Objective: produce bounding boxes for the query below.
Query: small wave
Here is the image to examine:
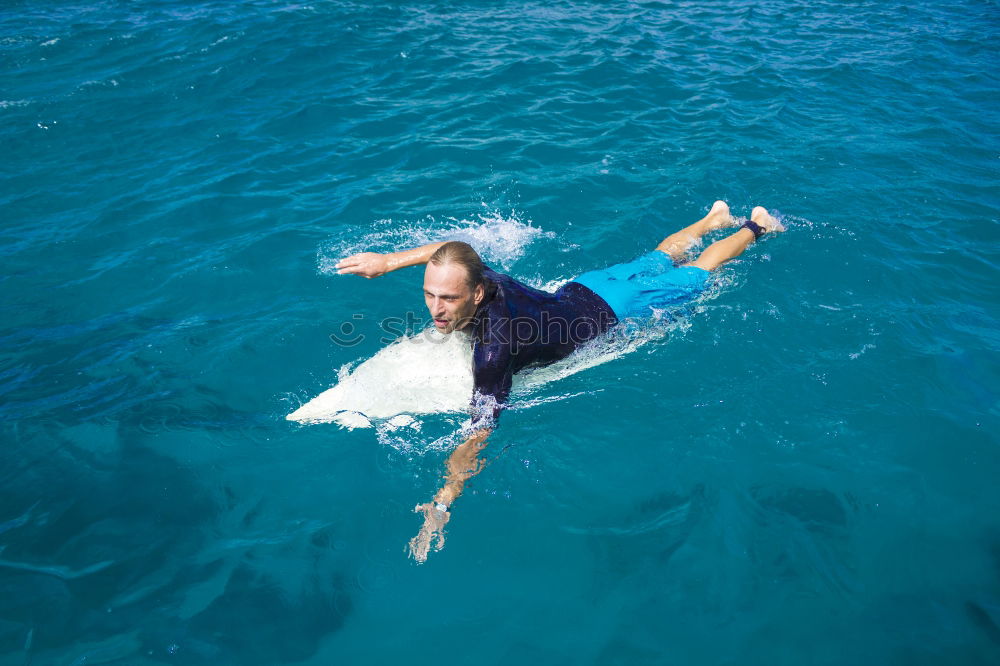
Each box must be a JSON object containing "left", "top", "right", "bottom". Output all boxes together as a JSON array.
[
  {"left": 78, "top": 79, "right": 120, "bottom": 91},
  {"left": 318, "top": 209, "right": 558, "bottom": 275},
  {"left": 509, "top": 389, "right": 603, "bottom": 412},
  {"left": 200, "top": 33, "right": 239, "bottom": 52}
]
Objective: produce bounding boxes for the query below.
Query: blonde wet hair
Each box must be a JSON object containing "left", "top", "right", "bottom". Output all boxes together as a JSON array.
[{"left": 428, "top": 241, "right": 485, "bottom": 290}]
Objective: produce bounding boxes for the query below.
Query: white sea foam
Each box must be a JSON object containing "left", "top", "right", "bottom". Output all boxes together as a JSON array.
[
  {"left": 523, "top": 276, "right": 572, "bottom": 291},
  {"left": 78, "top": 79, "right": 119, "bottom": 90},
  {"left": 317, "top": 209, "right": 559, "bottom": 275}
]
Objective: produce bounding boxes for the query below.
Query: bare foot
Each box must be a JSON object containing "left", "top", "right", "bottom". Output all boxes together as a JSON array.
[
  {"left": 703, "top": 200, "right": 737, "bottom": 232},
  {"left": 750, "top": 206, "right": 786, "bottom": 233}
]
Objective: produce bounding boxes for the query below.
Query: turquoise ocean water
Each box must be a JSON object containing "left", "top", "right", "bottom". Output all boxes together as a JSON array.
[{"left": 2, "top": 1, "right": 999, "bottom": 663}]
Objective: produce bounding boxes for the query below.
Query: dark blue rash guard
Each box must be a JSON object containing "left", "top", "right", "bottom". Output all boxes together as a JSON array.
[{"left": 467, "top": 267, "right": 618, "bottom": 427}]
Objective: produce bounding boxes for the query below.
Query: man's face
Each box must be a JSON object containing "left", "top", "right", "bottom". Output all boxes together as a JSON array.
[{"left": 423, "top": 262, "right": 484, "bottom": 333}]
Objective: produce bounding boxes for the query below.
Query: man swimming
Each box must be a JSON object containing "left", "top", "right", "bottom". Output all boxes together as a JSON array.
[{"left": 335, "top": 201, "right": 785, "bottom": 562}]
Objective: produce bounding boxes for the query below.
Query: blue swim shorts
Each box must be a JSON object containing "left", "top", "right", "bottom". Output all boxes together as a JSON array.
[{"left": 572, "top": 251, "right": 710, "bottom": 320}]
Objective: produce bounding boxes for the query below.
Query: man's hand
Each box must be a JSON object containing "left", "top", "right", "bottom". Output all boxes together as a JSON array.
[
  {"left": 335, "top": 242, "right": 447, "bottom": 278},
  {"left": 405, "top": 428, "right": 490, "bottom": 563},
  {"left": 335, "top": 252, "right": 389, "bottom": 278},
  {"left": 408, "top": 502, "right": 450, "bottom": 563}
]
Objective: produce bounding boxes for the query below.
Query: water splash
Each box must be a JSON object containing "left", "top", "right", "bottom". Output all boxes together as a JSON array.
[{"left": 317, "top": 209, "right": 559, "bottom": 275}]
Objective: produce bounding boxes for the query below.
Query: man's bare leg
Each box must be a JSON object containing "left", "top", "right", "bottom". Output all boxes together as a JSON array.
[
  {"left": 687, "top": 206, "right": 785, "bottom": 272},
  {"left": 655, "top": 200, "right": 738, "bottom": 262}
]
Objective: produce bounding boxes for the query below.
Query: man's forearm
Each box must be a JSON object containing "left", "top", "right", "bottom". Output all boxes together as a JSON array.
[
  {"left": 409, "top": 427, "right": 491, "bottom": 563},
  {"left": 433, "top": 428, "right": 491, "bottom": 507},
  {"left": 385, "top": 242, "right": 446, "bottom": 272}
]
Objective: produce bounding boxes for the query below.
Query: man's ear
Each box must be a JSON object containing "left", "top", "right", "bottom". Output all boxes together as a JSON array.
[{"left": 474, "top": 283, "right": 484, "bottom": 305}]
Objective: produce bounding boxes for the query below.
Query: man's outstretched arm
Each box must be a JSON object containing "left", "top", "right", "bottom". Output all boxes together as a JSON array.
[
  {"left": 335, "top": 242, "right": 446, "bottom": 278},
  {"left": 408, "top": 427, "right": 491, "bottom": 563},
  {"left": 409, "top": 354, "right": 512, "bottom": 561}
]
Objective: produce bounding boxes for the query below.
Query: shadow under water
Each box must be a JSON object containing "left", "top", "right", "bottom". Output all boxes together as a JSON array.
[{"left": 0, "top": 413, "right": 353, "bottom": 664}]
